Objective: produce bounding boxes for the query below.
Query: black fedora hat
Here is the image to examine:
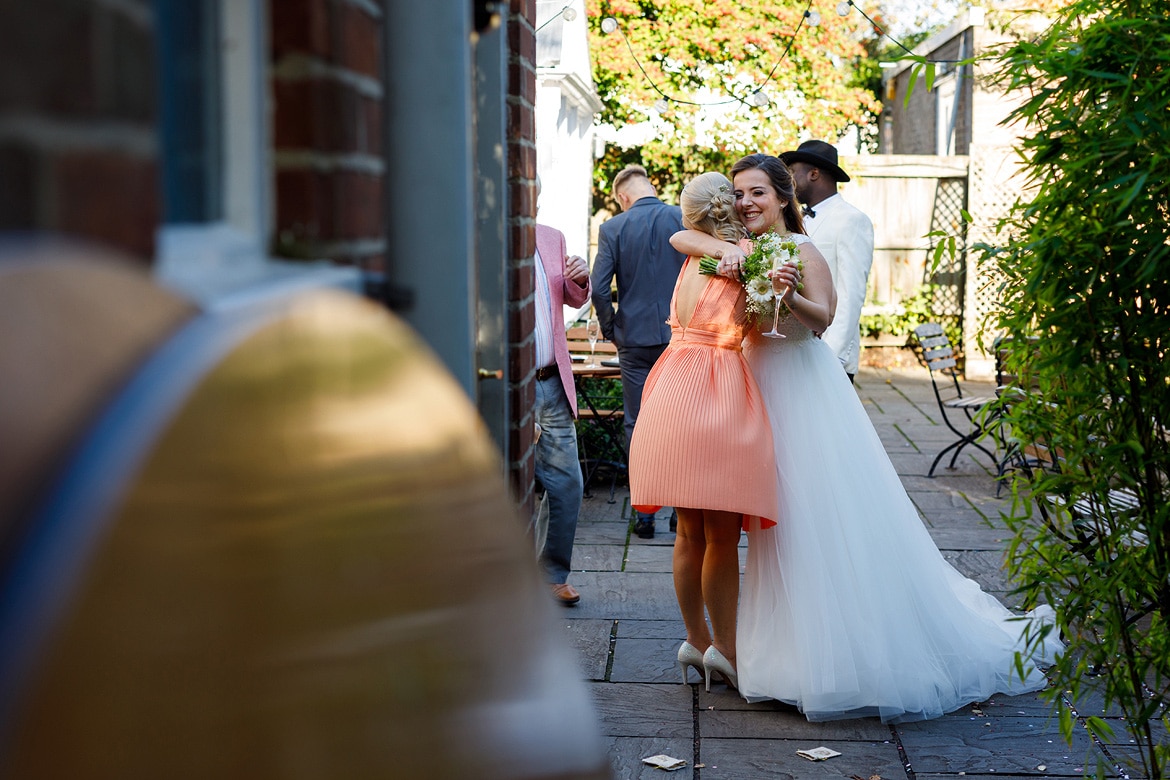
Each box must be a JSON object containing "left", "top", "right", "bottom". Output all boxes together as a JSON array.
[{"left": 779, "top": 140, "right": 850, "bottom": 182}]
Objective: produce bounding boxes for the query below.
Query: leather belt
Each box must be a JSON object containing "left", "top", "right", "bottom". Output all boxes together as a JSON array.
[{"left": 535, "top": 365, "right": 559, "bottom": 381}]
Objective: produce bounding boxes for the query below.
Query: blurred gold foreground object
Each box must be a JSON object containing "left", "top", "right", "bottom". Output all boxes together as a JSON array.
[{"left": 3, "top": 258, "right": 608, "bottom": 779}]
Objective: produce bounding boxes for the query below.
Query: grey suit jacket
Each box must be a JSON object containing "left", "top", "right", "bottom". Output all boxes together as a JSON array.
[{"left": 590, "top": 197, "right": 686, "bottom": 348}]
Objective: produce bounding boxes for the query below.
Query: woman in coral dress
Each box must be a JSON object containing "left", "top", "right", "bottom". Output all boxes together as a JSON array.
[
  {"left": 672, "top": 153, "right": 1063, "bottom": 723},
  {"left": 629, "top": 172, "right": 778, "bottom": 692}
]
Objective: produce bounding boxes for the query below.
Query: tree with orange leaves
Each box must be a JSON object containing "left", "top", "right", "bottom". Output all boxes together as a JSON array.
[{"left": 586, "top": 0, "right": 882, "bottom": 203}]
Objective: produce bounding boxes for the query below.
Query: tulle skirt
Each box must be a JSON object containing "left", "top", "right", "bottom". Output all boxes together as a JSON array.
[{"left": 736, "top": 323, "right": 1062, "bottom": 723}]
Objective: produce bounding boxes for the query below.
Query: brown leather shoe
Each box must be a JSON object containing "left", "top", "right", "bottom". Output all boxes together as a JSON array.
[{"left": 550, "top": 583, "right": 580, "bottom": 606}]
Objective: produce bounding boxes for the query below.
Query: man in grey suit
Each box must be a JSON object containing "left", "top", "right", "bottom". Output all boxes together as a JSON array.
[
  {"left": 781, "top": 140, "right": 875, "bottom": 384},
  {"left": 591, "top": 165, "right": 685, "bottom": 539}
]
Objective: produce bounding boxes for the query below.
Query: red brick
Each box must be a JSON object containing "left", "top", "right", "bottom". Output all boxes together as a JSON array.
[
  {"left": 335, "top": 172, "right": 382, "bottom": 240},
  {"left": 510, "top": 221, "right": 534, "bottom": 259},
  {"left": 510, "top": 377, "right": 536, "bottom": 420},
  {"left": 275, "top": 168, "right": 332, "bottom": 239},
  {"left": 271, "top": 0, "right": 332, "bottom": 60},
  {"left": 273, "top": 78, "right": 363, "bottom": 153},
  {"left": 509, "top": 300, "right": 535, "bottom": 343},
  {"left": 339, "top": 4, "right": 381, "bottom": 78},
  {"left": 514, "top": 22, "right": 535, "bottom": 63},
  {"left": 509, "top": 180, "right": 535, "bottom": 221},
  {"left": 0, "top": 3, "right": 98, "bottom": 117},
  {"left": 508, "top": 142, "right": 536, "bottom": 180},
  {"left": 509, "top": 257, "right": 534, "bottom": 300},
  {"left": 508, "top": 62, "right": 535, "bottom": 106},
  {"left": 510, "top": 335, "right": 536, "bottom": 378},
  {"left": 506, "top": 99, "right": 534, "bottom": 142},
  {"left": 509, "top": 0, "right": 536, "bottom": 22},
  {"left": 53, "top": 151, "right": 157, "bottom": 259}
]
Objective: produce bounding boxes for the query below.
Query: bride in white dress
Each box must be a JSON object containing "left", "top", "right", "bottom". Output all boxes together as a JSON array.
[{"left": 672, "top": 153, "right": 1062, "bottom": 723}]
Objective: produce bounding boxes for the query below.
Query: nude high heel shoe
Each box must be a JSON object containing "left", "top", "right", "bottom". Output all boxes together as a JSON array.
[
  {"left": 702, "top": 645, "right": 738, "bottom": 692},
  {"left": 677, "top": 642, "right": 704, "bottom": 684}
]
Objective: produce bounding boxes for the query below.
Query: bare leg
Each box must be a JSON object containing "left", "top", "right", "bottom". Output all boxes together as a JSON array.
[
  {"left": 701, "top": 509, "right": 743, "bottom": 668},
  {"left": 672, "top": 508, "right": 711, "bottom": 652}
]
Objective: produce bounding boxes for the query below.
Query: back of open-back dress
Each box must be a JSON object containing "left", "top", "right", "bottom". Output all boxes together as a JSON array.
[{"left": 629, "top": 256, "right": 777, "bottom": 530}]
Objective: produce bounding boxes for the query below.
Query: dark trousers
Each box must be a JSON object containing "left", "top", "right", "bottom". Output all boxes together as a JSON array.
[{"left": 618, "top": 343, "right": 669, "bottom": 521}]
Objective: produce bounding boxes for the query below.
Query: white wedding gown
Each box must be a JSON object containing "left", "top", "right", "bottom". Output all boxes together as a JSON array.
[{"left": 737, "top": 241, "right": 1062, "bottom": 722}]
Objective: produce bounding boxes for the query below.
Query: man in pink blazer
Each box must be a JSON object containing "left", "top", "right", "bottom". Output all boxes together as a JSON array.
[{"left": 534, "top": 216, "right": 591, "bottom": 605}]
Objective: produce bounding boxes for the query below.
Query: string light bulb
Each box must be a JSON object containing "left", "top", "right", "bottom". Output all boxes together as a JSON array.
[
  {"left": 653, "top": 98, "right": 669, "bottom": 113},
  {"left": 805, "top": 9, "right": 821, "bottom": 26},
  {"left": 561, "top": 6, "right": 577, "bottom": 21},
  {"left": 601, "top": 16, "right": 618, "bottom": 34},
  {"left": 836, "top": 1, "right": 852, "bottom": 16},
  {"left": 751, "top": 89, "right": 770, "bottom": 107}
]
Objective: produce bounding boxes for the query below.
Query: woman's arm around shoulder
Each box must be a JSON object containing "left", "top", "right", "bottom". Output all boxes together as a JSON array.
[{"left": 669, "top": 229, "right": 747, "bottom": 276}]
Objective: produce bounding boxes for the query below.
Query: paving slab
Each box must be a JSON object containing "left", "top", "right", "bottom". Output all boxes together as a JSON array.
[
  {"left": 564, "top": 367, "right": 1162, "bottom": 780},
  {"left": 941, "top": 549, "right": 1012, "bottom": 591},
  {"left": 566, "top": 571, "right": 680, "bottom": 621},
  {"left": 559, "top": 618, "right": 614, "bottom": 681},
  {"left": 589, "top": 682, "right": 694, "bottom": 739},
  {"left": 1101, "top": 743, "right": 1170, "bottom": 780},
  {"left": 573, "top": 520, "right": 633, "bottom": 545},
  {"left": 573, "top": 543, "right": 624, "bottom": 572},
  {"left": 699, "top": 737, "right": 905, "bottom": 780},
  {"left": 701, "top": 707, "right": 890, "bottom": 741},
  {"left": 611, "top": 637, "right": 694, "bottom": 684},
  {"left": 604, "top": 736, "right": 697, "bottom": 779},
  {"left": 920, "top": 526, "right": 1011, "bottom": 551},
  {"left": 579, "top": 493, "right": 632, "bottom": 522},
  {"left": 896, "top": 714, "right": 1097, "bottom": 775},
  {"left": 622, "top": 544, "right": 674, "bottom": 573}
]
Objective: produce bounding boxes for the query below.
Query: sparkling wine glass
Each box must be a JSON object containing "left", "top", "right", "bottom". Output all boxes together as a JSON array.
[
  {"left": 762, "top": 263, "right": 791, "bottom": 339},
  {"left": 586, "top": 316, "right": 601, "bottom": 366}
]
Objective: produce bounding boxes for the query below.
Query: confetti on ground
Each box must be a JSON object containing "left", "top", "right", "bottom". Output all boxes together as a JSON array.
[{"left": 641, "top": 754, "right": 687, "bottom": 771}]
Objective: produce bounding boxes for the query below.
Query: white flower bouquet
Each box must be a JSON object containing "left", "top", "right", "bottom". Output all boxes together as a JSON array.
[{"left": 698, "top": 232, "right": 801, "bottom": 320}]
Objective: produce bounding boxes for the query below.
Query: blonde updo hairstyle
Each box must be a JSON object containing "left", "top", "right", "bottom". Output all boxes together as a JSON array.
[{"left": 680, "top": 172, "right": 748, "bottom": 243}]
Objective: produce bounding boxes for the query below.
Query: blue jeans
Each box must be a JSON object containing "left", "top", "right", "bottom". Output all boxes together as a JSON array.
[{"left": 534, "top": 375, "right": 583, "bottom": 584}]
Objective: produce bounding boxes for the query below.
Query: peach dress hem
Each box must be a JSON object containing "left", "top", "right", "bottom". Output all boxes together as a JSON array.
[{"left": 629, "top": 256, "right": 778, "bottom": 531}]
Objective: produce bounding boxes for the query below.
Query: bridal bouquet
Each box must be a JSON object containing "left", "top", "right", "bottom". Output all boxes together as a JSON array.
[{"left": 698, "top": 232, "right": 800, "bottom": 319}]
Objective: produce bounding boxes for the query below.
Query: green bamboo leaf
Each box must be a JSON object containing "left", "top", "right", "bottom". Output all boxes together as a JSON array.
[
  {"left": 904, "top": 64, "right": 921, "bottom": 109},
  {"left": 925, "top": 62, "right": 936, "bottom": 92}
]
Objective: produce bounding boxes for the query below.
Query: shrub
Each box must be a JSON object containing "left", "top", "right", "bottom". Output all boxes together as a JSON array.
[{"left": 984, "top": 1, "right": 1170, "bottom": 777}]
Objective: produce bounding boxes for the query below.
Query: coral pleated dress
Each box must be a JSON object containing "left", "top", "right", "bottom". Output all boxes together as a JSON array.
[{"left": 629, "top": 256, "right": 778, "bottom": 530}]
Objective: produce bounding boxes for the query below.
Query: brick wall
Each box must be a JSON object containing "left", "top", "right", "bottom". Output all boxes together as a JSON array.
[
  {"left": 270, "top": 0, "right": 385, "bottom": 272},
  {"left": 0, "top": 0, "right": 158, "bottom": 259},
  {"left": 886, "top": 33, "right": 971, "bottom": 156},
  {"left": 506, "top": 0, "right": 540, "bottom": 518}
]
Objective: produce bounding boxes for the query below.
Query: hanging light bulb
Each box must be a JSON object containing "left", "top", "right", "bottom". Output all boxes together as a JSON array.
[
  {"left": 601, "top": 16, "right": 619, "bottom": 34},
  {"left": 561, "top": 6, "right": 577, "bottom": 21},
  {"left": 653, "top": 98, "right": 669, "bottom": 114},
  {"left": 805, "top": 9, "right": 822, "bottom": 26},
  {"left": 751, "top": 90, "right": 770, "bottom": 108},
  {"left": 836, "top": 0, "right": 852, "bottom": 16}
]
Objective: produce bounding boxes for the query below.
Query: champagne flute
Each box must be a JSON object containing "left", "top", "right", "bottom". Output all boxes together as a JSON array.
[
  {"left": 762, "top": 262, "right": 791, "bottom": 339},
  {"left": 586, "top": 316, "right": 601, "bottom": 366}
]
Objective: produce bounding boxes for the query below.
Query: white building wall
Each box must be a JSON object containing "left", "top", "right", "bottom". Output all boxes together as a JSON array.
[{"left": 534, "top": 1, "right": 602, "bottom": 263}]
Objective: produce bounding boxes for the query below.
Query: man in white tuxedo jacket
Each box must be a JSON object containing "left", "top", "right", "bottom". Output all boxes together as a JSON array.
[{"left": 781, "top": 140, "right": 875, "bottom": 383}]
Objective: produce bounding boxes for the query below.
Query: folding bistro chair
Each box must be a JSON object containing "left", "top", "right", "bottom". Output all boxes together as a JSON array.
[{"left": 912, "top": 323, "right": 1000, "bottom": 476}]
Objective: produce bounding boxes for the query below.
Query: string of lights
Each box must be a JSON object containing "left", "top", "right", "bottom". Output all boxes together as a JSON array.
[
  {"left": 589, "top": 0, "right": 963, "bottom": 111},
  {"left": 535, "top": 1, "right": 578, "bottom": 33}
]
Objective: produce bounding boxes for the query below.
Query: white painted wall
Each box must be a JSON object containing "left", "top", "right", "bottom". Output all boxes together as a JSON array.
[{"left": 534, "top": 0, "right": 601, "bottom": 261}]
